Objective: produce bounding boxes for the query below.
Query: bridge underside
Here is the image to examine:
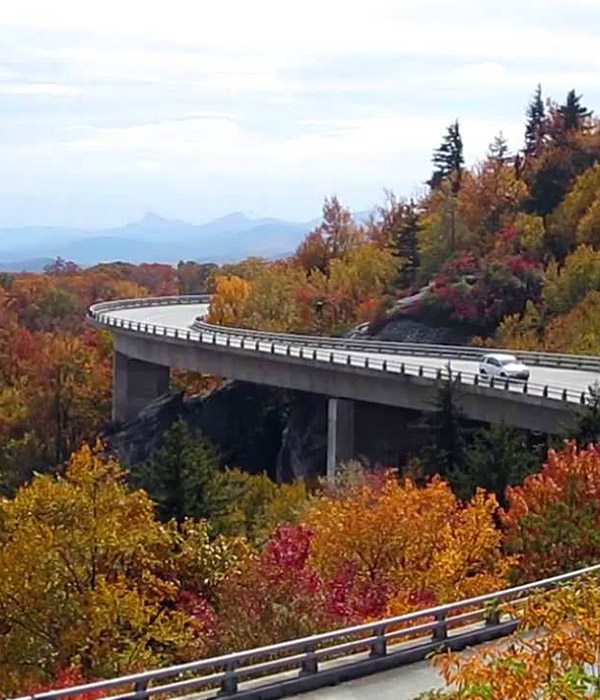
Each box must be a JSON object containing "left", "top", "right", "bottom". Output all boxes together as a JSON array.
[{"left": 111, "top": 332, "right": 576, "bottom": 472}]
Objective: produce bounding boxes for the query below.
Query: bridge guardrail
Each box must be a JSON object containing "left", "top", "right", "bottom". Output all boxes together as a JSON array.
[
  {"left": 14, "top": 562, "right": 600, "bottom": 700},
  {"left": 88, "top": 296, "right": 599, "bottom": 407},
  {"left": 90, "top": 295, "right": 600, "bottom": 372}
]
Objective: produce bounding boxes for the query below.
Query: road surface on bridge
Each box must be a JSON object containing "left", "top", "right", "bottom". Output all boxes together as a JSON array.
[{"left": 106, "top": 301, "right": 600, "bottom": 398}]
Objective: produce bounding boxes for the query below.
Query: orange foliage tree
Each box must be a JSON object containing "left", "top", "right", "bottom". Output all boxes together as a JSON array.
[
  {"left": 501, "top": 441, "right": 600, "bottom": 581},
  {"left": 295, "top": 196, "right": 364, "bottom": 274},
  {"left": 430, "top": 575, "right": 600, "bottom": 700},
  {"left": 131, "top": 263, "right": 178, "bottom": 296},
  {"left": 306, "top": 473, "right": 511, "bottom": 619}
]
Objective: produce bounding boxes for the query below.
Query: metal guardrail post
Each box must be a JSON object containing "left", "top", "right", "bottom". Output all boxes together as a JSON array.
[
  {"left": 563, "top": 388, "right": 568, "bottom": 401},
  {"left": 134, "top": 680, "right": 149, "bottom": 700},
  {"left": 370, "top": 625, "right": 387, "bottom": 658},
  {"left": 432, "top": 611, "right": 447, "bottom": 641},
  {"left": 485, "top": 602, "right": 501, "bottom": 627},
  {"left": 419, "top": 365, "right": 424, "bottom": 377},
  {"left": 220, "top": 661, "right": 238, "bottom": 695},
  {"left": 300, "top": 644, "right": 319, "bottom": 675},
  {"left": 543, "top": 385, "right": 548, "bottom": 397}
]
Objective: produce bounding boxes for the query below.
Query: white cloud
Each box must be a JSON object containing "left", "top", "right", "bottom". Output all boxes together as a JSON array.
[
  {"left": 0, "top": 82, "right": 79, "bottom": 95},
  {"left": 452, "top": 62, "right": 506, "bottom": 87},
  {"left": 0, "top": 0, "right": 600, "bottom": 225}
]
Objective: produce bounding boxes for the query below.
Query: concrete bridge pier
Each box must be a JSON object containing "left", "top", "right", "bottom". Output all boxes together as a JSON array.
[
  {"left": 112, "top": 351, "right": 170, "bottom": 423},
  {"left": 327, "top": 397, "right": 355, "bottom": 482}
]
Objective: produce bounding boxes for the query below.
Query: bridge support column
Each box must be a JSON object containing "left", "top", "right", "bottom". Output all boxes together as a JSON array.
[
  {"left": 112, "top": 351, "right": 170, "bottom": 423},
  {"left": 327, "top": 397, "right": 355, "bottom": 482}
]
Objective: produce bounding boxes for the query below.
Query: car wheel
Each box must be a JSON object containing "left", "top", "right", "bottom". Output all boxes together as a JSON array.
[
  {"left": 480, "top": 367, "right": 486, "bottom": 374},
  {"left": 500, "top": 371, "right": 507, "bottom": 378}
]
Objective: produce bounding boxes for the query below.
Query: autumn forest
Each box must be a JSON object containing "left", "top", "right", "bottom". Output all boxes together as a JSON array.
[{"left": 4, "top": 86, "right": 600, "bottom": 697}]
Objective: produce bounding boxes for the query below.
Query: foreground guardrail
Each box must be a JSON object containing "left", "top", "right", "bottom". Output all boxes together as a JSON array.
[
  {"left": 88, "top": 296, "right": 598, "bottom": 407},
  {"left": 14, "top": 562, "right": 600, "bottom": 700}
]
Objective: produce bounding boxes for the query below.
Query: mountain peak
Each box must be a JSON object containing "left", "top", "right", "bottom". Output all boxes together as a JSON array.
[
  {"left": 140, "top": 211, "right": 169, "bottom": 224},
  {"left": 218, "top": 211, "right": 251, "bottom": 224}
]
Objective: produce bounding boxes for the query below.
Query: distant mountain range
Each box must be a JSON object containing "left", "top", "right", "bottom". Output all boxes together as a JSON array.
[{"left": 0, "top": 211, "right": 322, "bottom": 271}]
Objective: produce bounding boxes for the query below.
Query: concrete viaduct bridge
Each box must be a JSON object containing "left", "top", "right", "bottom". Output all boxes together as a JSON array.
[
  {"left": 89, "top": 295, "right": 600, "bottom": 476},
  {"left": 14, "top": 296, "right": 599, "bottom": 699}
]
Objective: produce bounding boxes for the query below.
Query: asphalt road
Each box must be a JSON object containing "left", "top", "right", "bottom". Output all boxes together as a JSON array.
[
  {"left": 107, "top": 302, "right": 600, "bottom": 399},
  {"left": 286, "top": 660, "right": 446, "bottom": 700}
]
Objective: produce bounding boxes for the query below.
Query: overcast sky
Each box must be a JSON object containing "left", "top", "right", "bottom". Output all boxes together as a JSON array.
[{"left": 1, "top": 0, "right": 599, "bottom": 228}]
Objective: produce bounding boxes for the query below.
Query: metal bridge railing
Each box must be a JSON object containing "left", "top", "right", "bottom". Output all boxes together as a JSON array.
[
  {"left": 88, "top": 296, "right": 598, "bottom": 407},
  {"left": 13, "top": 562, "right": 600, "bottom": 700},
  {"left": 89, "top": 295, "right": 600, "bottom": 371}
]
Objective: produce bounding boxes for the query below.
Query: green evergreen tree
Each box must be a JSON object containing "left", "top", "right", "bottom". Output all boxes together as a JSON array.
[
  {"left": 454, "top": 422, "right": 541, "bottom": 504},
  {"left": 524, "top": 84, "right": 546, "bottom": 157},
  {"left": 559, "top": 89, "right": 592, "bottom": 133},
  {"left": 428, "top": 121, "right": 464, "bottom": 252},
  {"left": 420, "top": 370, "right": 469, "bottom": 478},
  {"left": 130, "top": 420, "right": 226, "bottom": 523},
  {"left": 391, "top": 200, "right": 420, "bottom": 289},
  {"left": 428, "top": 120, "right": 464, "bottom": 192},
  {"left": 567, "top": 382, "right": 600, "bottom": 446},
  {"left": 488, "top": 131, "right": 510, "bottom": 163}
]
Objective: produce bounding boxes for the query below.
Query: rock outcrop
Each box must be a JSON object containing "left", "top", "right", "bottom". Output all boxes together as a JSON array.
[
  {"left": 276, "top": 394, "right": 327, "bottom": 482},
  {"left": 106, "top": 381, "right": 289, "bottom": 480},
  {"left": 371, "top": 317, "right": 471, "bottom": 345}
]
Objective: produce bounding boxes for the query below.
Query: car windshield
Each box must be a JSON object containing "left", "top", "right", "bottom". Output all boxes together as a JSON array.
[{"left": 499, "top": 357, "right": 517, "bottom": 366}]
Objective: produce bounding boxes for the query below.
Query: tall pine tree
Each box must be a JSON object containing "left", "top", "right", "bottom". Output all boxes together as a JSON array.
[
  {"left": 455, "top": 422, "right": 541, "bottom": 504},
  {"left": 428, "top": 120, "right": 464, "bottom": 192},
  {"left": 420, "top": 370, "right": 470, "bottom": 478},
  {"left": 391, "top": 200, "right": 420, "bottom": 289},
  {"left": 130, "top": 420, "right": 226, "bottom": 523},
  {"left": 524, "top": 84, "right": 546, "bottom": 157},
  {"left": 488, "top": 131, "right": 510, "bottom": 164},
  {"left": 428, "top": 120, "right": 464, "bottom": 252},
  {"left": 559, "top": 89, "right": 592, "bottom": 133}
]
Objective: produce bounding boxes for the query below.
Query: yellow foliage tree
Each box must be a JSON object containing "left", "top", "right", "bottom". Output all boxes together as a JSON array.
[
  {"left": 328, "top": 244, "right": 396, "bottom": 314},
  {"left": 242, "top": 262, "right": 305, "bottom": 332},
  {"left": 514, "top": 212, "right": 546, "bottom": 260},
  {"left": 207, "top": 274, "right": 251, "bottom": 327},
  {"left": 546, "top": 162, "right": 600, "bottom": 254},
  {"left": 543, "top": 289, "right": 600, "bottom": 354},
  {"left": 458, "top": 160, "right": 528, "bottom": 248},
  {"left": 305, "top": 474, "right": 510, "bottom": 616},
  {"left": 543, "top": 244, "right": 600, "bottom": 315},
  {"left": 0, "top": 445, "right": 216, "bottom": 693},
  {"left": 493, "top": 300, "right": 545, "bottom": 351}
]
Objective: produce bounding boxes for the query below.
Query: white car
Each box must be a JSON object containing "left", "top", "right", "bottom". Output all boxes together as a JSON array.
[{"left": 479, "top": 353, "right": 530, "bottom": 381}]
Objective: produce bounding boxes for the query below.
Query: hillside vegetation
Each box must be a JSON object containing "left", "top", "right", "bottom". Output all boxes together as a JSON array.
[
  {"left": 3, "top": 87, "right": 600, "bottom": 695},
  {"left": 208, "top": 87, "right": 600, "bottom": 352}
]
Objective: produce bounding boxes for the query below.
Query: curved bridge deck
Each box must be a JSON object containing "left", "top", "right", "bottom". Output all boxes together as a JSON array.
[{"left": 90, "top": 295, "right": 600, "bottom": 435}]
